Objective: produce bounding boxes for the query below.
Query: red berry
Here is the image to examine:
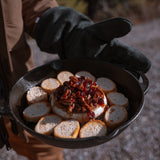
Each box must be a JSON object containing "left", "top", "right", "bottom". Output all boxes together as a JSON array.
[{"left": 87, "top": 111, "right": 95, "bottom": 119}]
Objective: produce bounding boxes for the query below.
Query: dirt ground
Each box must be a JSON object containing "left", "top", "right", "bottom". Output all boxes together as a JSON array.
[{"left": 0, "top": 19, "right": 160, "bottom": 160}]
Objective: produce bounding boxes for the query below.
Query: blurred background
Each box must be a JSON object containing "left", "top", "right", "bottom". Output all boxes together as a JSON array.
[
  {"left": 0, "top": 0, "right": 160, "bottom": 160},
  {"left": 57, "top": 0, "right": 160, "bottom": 23}
]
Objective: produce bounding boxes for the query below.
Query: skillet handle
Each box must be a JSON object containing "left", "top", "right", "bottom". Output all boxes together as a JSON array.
[{"left": 138, "top": 71, "right": 149, "bottom": 95}]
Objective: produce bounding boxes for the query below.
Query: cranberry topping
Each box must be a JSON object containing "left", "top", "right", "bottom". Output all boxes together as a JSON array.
[
  {"left": 87, "top": 111, "right": 95, "bottom": 119},
  {"left": 53, "top": 75, "right": 106, "bottom": 119}
]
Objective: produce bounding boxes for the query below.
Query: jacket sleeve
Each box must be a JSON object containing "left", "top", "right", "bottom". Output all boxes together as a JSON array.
[{"left": 22, "top": 0, "right": 58, "bottom": 37}]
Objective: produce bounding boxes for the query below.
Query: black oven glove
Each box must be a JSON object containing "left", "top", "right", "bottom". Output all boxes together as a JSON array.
[{"left": 34, "top": 7, "right": 151, "bottom": 75}]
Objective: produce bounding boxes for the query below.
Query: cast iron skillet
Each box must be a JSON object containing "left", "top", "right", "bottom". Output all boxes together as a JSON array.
[{"left": 9, "top": 59, "right": 149, "bottom": 149}]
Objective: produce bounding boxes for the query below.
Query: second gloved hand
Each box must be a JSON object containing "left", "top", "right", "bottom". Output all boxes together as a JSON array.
[{"left": 34, "top": 6, "right": 151, "bottom": 74}]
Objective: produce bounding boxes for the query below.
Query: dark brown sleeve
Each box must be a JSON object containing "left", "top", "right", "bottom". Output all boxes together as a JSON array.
[{"left": 22, "top": 0, "right": 58, "bottom": 37}]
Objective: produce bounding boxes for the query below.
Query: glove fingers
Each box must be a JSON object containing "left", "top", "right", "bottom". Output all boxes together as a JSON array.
[
  {"left": 86, "top": 17, "right": 132, "bottom": 43},
  {"left": 97, "top": 40, "right": 151, "bottom": 73},
  {"left": 34, "top": 7, "right": 93, "bottom": 54},
  {"left": 116, "top": 42, "right": 151, "bottom": 73}
]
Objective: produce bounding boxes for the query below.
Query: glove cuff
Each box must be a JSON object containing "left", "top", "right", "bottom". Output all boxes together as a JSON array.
[{"left": 23, "top": 0, "right": 59, "bottom": 37}]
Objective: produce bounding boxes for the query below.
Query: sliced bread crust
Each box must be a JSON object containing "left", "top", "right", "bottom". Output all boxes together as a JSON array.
[
  {"left": 79, "top": 120, "right": 107, "bottom": 138},
  {"left": 107, "top": 92, "right": 129, "bottom": 108},
  {"left": 41, "top": 78, "right": 60, "bottom": 94},
  {"left": 104, "top": 105, "right": 128, "bottom": 129},
  {"left": 75, "top": 71, "right": 96, "bottom": 82},
  {"left": 35, "top": 114, "right": 62, "bottom": 135},
  {"left": 54, "top": 120, "right": 80, "bottom": 138},
  {"left": 23, "top": 102, "right": 51, "bottom": 122},
  {"left": 57, "top": 71, "right": 74, "bottom": 84},
  {"left": 96, "top": 77, "right": 117, "bottom": 94},
  {"left": 26, "top": 86, "right": 48, "bottom": 104}
]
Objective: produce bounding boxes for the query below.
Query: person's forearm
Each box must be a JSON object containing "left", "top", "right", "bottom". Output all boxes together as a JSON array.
[{"left": 22, "top": 0, "right": 58, "bottom": 37}]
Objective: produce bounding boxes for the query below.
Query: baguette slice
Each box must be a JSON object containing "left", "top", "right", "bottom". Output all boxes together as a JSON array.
[
  {"left": 54, "top": 120, "right": 80, "bottom": 138},
  {"left": 57, "top": 71, "right": 74, "bottom": 84},
  {"left": 41, "top": 78, "right": 60, "bottom": 94},
  {"left": 51, "top": 95, "right": 107, "bottom": 123},
  {"left": 107, "top": 92, "right": 129, "bottom": 108},
  {"left": 75, "top": 71, "right": 96, "bottom": 82},
  {"left": 96, "top": 77, "right": 117, "bottom": 94},
  {"left": 35, "top": 114, "right": 62, "bottom": 135},
  {"left": 23, "top": 102, "right": 51, "bottom": 122},
  {"left": 26, "top": 86, "right": 48, "bottom": 104},
  {"left": 79, "top": 120, "right": 107, "bottom": 138},
  {"left": 104, "top": 105, "right": 128, "bottom": 129}
]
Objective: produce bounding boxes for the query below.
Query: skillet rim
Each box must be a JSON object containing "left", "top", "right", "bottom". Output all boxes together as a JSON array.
[{"left": 9, "top": 59, "right": 145, "bottom": 147}]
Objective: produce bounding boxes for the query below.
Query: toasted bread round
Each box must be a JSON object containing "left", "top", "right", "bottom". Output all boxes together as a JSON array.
[
  {"left": 96, "top": 77, "right": 117, "bottom": 94},
  {"left": 41, "top": 78, "right": 60, "bottom": 94},
  {"left": 57, "top": 71, "right": 74, "bottom": 84},
  {"left": 51, "top": 95, "right": 107, "bottom": 123},
  {"left": 104, "top": 105, "right": 128, "bottom": 129},
  {"left": 107, "top": 92, "right": 129, "bottom": 108},
  {"left": 75, "top": 71, "right": 96, "bottom": 82},
  {"left": 79, "top": 120, "right": 107, "bottom": 138},
  {"left": 35, "top": 114, "right": 62, "bottom": 135},
  {"left": 54, "top": 120, "right": 80, "bottom": 138},
  {"left": 23, "top": 102, "right": 51, "bottom": 122},
  {"left": 26, "top": 86, "right": 48, "bottom": 104}
]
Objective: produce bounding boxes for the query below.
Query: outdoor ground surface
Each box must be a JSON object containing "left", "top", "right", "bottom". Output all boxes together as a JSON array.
[{"left": 0, "top": 19, "right": 160, "bottom": 160}]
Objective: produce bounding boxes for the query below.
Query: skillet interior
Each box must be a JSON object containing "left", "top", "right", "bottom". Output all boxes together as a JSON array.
[{"left": 9, "top": 59, "right": 144, "bottom": 148}]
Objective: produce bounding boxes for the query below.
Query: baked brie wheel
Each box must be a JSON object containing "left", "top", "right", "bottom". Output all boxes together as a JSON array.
[
  {"left": 50, "top": 76, "right": 108, "bottom": 123},
  {"left": 51, "top": 95, "right": 107, "bottom": 123}
]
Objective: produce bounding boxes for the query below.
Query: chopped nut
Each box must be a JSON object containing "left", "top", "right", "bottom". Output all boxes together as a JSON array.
[{"left": 53, "top": 76, "right": 105, "bottom": 119}]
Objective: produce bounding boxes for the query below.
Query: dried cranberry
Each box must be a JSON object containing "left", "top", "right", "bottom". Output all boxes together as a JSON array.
[
  {"left": 78, "top": 76, "right": 85, "bottom": 82},
  {"left": 87, "top": 111, "right": 95, "bottom": 119},
  {"left": 89, "top": 89, "right": 95, "bottom": 96},
  {"left": 93, "top": 82, "right": 97, "bottom": 86},
  {"left": 85, "top": 99, "right": 90, "bottom": 104},
  {"left": 98, "top": 98, "right": 104, "bottom": 105},
  {"left": 84, "top": 82, "right": 90, "bottom": 93},
  {"left": 70, "top": 97, "right": 76, "bottom": 103},
  {"left": 92, "top": 102, "right": 97, "bottom": 107},
  {"left": 76, "top": 91, "right": 81, "bottom": 97},
  {"left": 81, "top": 91, "right": 87, "bottom": 98}
]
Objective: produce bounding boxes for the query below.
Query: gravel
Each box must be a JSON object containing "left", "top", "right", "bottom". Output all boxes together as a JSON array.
[{"left": 0, "top": 19, "right": 160, "bottom": 160}]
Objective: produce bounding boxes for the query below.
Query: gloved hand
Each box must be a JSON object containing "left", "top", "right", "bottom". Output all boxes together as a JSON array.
[{"left": 34, "top": 6, "right": 151, "bottom": 75}]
